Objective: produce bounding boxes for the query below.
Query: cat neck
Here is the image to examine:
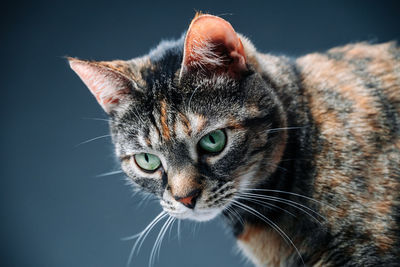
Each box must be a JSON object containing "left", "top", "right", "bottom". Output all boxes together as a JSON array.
[
  {"left": 260, "top": 54, "right": 315, "bottom": 200},
  {"left": 224, "top": 53, "right": 316, "bottom": 238}
]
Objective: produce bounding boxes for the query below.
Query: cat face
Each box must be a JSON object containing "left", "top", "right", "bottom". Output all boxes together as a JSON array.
[{"left": 69, "top": 14, "right": 287, "bottom": 222}]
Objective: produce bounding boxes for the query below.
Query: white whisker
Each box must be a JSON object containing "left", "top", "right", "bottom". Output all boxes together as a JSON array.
[
  {"left": 148, "top": 217, "right": 171, "bottom": 267},
  {"left": 177, "top": 219, "right": 182, "bottom": 244},
  {"left": 158, "top": 217, "right": 176, "bottom": 259},
  {"left": 82, "top": 117, "right": 139, "bottom": 129},
  {"left": 239, "top": 192, "right": 326, "bottom": 224},
  {"left": 136, "top": 193, "right": 158, "bottom": 208},
  {"left": 82, "top": 117, "right": 111, "bottom": 123},
  {"left": 225, "top": 205, "right": 245, "bottom": 226},
  {"left": 229, "top": 206, "right": 245, "bottom": 226},
  {"left": 187, "top": 84, "right": 201, "bottom": 112},
  {"left": 123, "top": 211, "right": 167, "bottom": 267},
  {"left": 223, "top": 206, "right": 236, "bottom": 223},
  {"left": 236, "top": 196, "right": 297, "bottom": 218},
  {"left": 168, "top": 217, "right": 176, "bottom": 240},
  {"left": 132, "top": 106, "right": 146, "bottom": 124},
  {"left": 242, "top": 188, "right": 336, "bottom": 210},
  {"left": 231, "top": 200, "right": 305, "bottom": 266},
  {"left": 96, "top": 170, "right": 124, "bottom": 177},
  {"left": 149, "top": 216, "right": 174, "bottom": 267},
  {"left": 266, "top": 126, "right": 306, "bottom": 134},
  {"left": 75, "top": 134, "right": 111, "bottom": 146}
]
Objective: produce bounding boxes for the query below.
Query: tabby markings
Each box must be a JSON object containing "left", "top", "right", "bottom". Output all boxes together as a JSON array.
[{"left": 160, "top": 100, "right": 171, "bottom": 141}]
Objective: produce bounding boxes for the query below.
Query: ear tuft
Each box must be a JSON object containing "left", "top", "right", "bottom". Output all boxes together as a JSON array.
[
  {"left": 68, "top": 58, "right": 133, "bottom": 113},
  {"left": 181, "top": 14, "right": 247, "bottom": 79}
]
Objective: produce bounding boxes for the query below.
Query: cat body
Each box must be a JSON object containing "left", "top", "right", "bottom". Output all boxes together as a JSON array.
[
  {"left": 237, "top": 42, "right": 400, "bottom": 266},
  {"left": 69, "top": 14, "right": 400, "bottom": 266}
]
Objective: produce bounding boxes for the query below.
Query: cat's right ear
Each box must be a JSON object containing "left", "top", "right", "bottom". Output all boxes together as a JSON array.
[
  {"left": 68, "top": 58, "right": 135, "bottom": 114},
  {"left": 180, "top": 13, "right": 248, "bottom": 80}
]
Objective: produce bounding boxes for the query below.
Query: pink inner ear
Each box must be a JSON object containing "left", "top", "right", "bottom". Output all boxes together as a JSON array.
[
  {"left": 182, "top": 14, "right": 247, "bottom": 78},
  {"left": 69, "top": 59, "right": 131, "bottom": 113}
]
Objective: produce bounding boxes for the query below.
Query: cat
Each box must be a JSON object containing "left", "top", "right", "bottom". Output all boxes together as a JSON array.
[{"left": 68, "top": 13, "right": 400, "bottom": 267}]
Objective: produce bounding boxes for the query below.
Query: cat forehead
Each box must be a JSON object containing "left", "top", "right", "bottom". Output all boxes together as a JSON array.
[
  {"left": 111, "top": 99, "right": 239, "bottom": 158},
  {"left": 142, "top": 112, "right": 208, "bottom": 149},
  {"left": 120, "top": 109, "right": 226, "bottom": 142}
]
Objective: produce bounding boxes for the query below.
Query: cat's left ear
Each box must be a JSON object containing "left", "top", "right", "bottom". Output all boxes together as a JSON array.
[
  {"left": 68, "top": 58, "right": 136, "bottom": 113},
  {"left": 180, "top": 14, "right": 247, "bottom": 79}
]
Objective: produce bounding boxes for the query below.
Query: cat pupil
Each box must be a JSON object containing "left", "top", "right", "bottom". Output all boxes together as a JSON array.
[
  {"left": 144, "top": 153, "right": 149, "bottom": 162},
  {"left": 209, "top": 135, "right": 216, "bottom": 144}
]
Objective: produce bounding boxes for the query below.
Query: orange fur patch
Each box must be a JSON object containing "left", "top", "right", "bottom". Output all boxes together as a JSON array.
[
  {"left": 237, "top": 224, "right": 292, "bottom": 267},
  {"left": 160, "top": 100, "right": 171, "bottom": 140}
]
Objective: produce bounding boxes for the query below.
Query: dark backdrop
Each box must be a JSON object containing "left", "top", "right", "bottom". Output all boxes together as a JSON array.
[{"left": 2, "top": 1, "right": 399, "bottom": 267}]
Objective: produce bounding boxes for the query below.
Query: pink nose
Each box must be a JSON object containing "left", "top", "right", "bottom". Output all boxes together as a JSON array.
[{"left": 174, "top": 189, "right": 201, "bottom": 209}]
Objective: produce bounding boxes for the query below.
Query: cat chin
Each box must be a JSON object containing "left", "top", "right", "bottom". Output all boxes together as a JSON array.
[{"left": 166, "top": 208, "right": 221, "bottom": 222}]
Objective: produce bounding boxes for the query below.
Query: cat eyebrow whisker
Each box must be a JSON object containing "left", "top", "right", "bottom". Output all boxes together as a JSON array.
[
  {"left": 82, "top": 117, "right": 144, "bottom": 134},
  {"left": 231, "top": 200, "right": 305, "bottom": 267},
  {"left": 96, "top": 170, "right": 124, "bottom": 177},
  {"left": 82, "top": 117, "right": 112, "bottom": 122},
  {"left": 132, "top": 106, "right": 146, "bottom": 124},
  {"left": 82, "top": 117, "right": 132, "bottom": 128},
  {"left": 187, "top": 84, "right": 201, "bottom": 112},
  {"left": 75, "top": 134, "right": 111, "bottom": 147}
]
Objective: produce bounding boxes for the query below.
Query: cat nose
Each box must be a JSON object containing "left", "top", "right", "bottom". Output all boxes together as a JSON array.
[{"left": 174, "top": 188, "right": 201, "bottom": 209}]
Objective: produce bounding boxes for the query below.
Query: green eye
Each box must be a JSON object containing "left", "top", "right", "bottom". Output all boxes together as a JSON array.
[
  {"left": 134, "top": 153, "right": 161, "bottom": 171},
  {"left": 199, "top": 130, "right": 226, "bottom": 153}
]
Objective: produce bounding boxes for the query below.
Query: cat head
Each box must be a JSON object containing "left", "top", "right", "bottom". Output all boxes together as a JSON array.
[{"left": 69, "top": 14, "right": 287, "bottom": 221}]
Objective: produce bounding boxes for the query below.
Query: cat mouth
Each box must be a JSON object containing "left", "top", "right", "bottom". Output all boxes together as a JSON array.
[
  {"left": 161, "top": 181, "right": 238, "bottom": 221},
  {"left": 166, "top": 208, "right": 222, "bottom": 222}
]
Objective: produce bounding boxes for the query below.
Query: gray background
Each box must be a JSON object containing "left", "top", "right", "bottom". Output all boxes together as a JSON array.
[{"left": 2, "top": 1, "right": 399, "bottom": 266}]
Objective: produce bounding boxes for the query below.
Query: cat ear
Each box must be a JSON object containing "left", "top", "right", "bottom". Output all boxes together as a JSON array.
[
  {"left": 180, "top": 14, "right": 247, "bottom": 79},
  {"left": 68, "top": 58, "right": 134, "bottom": 113}
]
